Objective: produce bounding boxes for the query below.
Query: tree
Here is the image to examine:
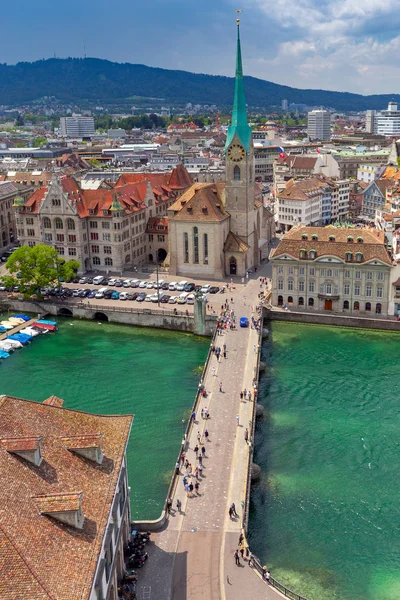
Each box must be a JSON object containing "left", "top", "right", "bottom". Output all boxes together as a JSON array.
[
  {"left": 1, "top": 245, "right": 79, "bottom": 299},
  {"left": 15, "top": 113, "right": 24, "bottom": 127},
  {"left": 33, "top": 137, "right": 47, "bottom": 148}
]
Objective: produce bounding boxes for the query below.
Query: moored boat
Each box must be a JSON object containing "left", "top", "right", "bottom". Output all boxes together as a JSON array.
[
  {"left": 0, "top": 350, "right": 10, "bottom": 359},
  {"left": 13, "top": 314, "right": 31, "bottom": 321},
  {"left": 20, "top": 327, "right": 39, "bottom": 337},
  {"left": 33, "top": 322, "right": 57, "bottom": 332},
  {"left": 0, "top": 321, "right": 14, "bottom": 330}
]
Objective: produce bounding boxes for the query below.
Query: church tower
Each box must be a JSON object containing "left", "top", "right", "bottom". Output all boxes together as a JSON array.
[{"left": 224, "top": 19, "right": 258, "bottom": 271}]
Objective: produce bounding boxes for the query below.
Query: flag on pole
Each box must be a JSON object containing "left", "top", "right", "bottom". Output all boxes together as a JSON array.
[{"left": 278, "top": 146, "right": 285, "bottom": 158}]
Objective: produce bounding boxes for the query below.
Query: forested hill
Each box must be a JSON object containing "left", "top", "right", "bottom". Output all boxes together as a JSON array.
[{"left": 0, "top": 57, "right": 399, "bottom": 111}]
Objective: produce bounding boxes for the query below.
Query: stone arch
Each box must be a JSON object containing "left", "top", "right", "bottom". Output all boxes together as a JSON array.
[
  {"left": 229, "top": 256, "right": 237, "bottom": 275},
  {"left": 54, "top": 217, "right": 63, "bottom": 230},
  {"left": 157, "top": 248, "right": 167, "bottom": 262},
  {"left": 277, "top": 295, "right": 283, "bottom": 306},
  {"left": 57, "top": 307, "right": 73, "bottom": 317},
  {"left": 67, "top": 218, "right": 75, "bottom": 230},
  {"left": 92, "top": 312, "right": 108, "bottom": 322}
]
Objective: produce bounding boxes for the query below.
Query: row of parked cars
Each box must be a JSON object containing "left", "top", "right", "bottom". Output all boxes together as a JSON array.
[
  {"left": 60, "top": 287, "right": 199, "bottom": 304},
  {"left": 75, "top": 275, "right": 223, "bottom": 294},
  {"left": 1, "top": 246, "right": 20, "bottom": 262}
]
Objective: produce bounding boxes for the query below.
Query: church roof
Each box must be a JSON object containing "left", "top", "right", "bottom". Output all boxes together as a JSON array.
[
  {"left": 169, "top": 183, "right": 228, "bottom": 222},
  {"left": 225, "top": 23, "right": 252, "bottom": 153},
  {"left": 224, "top": 231, "right": 249, "bottom": 253}
]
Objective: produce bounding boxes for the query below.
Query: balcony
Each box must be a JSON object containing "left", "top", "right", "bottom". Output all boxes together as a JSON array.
[{"left": 318, "top": 293, "right": 340, "bottom": 300}]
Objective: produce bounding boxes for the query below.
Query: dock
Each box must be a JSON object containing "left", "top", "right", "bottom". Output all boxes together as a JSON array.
[{"left": 0, "top": 314, "right": 47, "bottom": 342}]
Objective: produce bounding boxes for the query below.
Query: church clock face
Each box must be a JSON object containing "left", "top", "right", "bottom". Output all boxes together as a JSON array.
[{"left": 228, "top": 144, "right": 245, "bottom": 162}]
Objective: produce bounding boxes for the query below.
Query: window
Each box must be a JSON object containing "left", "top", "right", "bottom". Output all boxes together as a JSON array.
[
  {"left": 102, "top": 221, "right": 110, "bottom": 229},
  {"left": 56, "top": 246, "right": 65, "bottom": 255},
  {"left": 355, "top": 271, "right": 361, "bottom": 279},
  {"left": 326, "top": 283, "right": 332, "bottom": 294},
  {"left": 56, "top": 234, "right": 64, "bottom": 242},
  {"left": 26, "top": 217, "right": 34, "bottom": 225},
  {"left": 365, "top": 302, "right": 371, "bottom": 311},
  {"left": 103, "top": 233, "right": 111, "bottom": 241},
  {"left": 68, "top": 234, "right": 76, "bottom": 243},
  {"left": 278, "top": 266, "right": 284, "bottom": 274},
  {"left": 148, "top": 234, "right": 154, "bottom": 242},
  {"left": 354, "top": 301, "right": 360, "bottom": 310},
  {"left": 299, "top": 280, "right": 305, "bottom": 292},
  {"left": 299, "top": 297, "right": 304, "bottom": 306},
  {"left": 44, "top": 233, "right": 52, "bottom": 241},
  {"left": 288, "top": 267, "right": 294, "bottom": 275},
  {"left": 92, "top": 245, "right": 99, "bottom": 253},
  {"left": 105, "top": 257, "right": 113, "bottom": 266},
  {"left": 377, "top": 286, "right": 383, "bottom": 298},
  {"left": 327, "top": 269, "right": 332, "bottom": 277},
  {"left": 26, "top": 228, "right": 34, "bottom": 237},
  {"left": 68, "top": 247, "right": 76, "bottom": 256},
  {"left": 344, "top": 270, "right": 350, "bottom": 278},
  {"left": 67, "top": 218, "right": 75, "bottom": 230},
  {"left": 377, "top": 272, "right": 384, "bottom": 281},
  {"left": 204, "top": 233, "right": 208, "bottom": 264},
  {"left": 184, "top": 232, "right": 189, "bottom": 263},
  {"left": 278, "top": 279, "right": 284, "bottom": 291},
  {"left": 90, "top": 221, "right": 98, "bottom": 228},
  {"left": 366, "top": 271, "right": 372, "bottom": 280},
  {"left": 356, "top": 252, "right": 363, "bottom": 262},
  {"left": 288, "top": 279, "right": 294, "bottom": 291},
  {"left": 343, "top": 300, "right": 349, "bottom": 309},
  {"left": 308, "top": 297, "right": 314, "bottom": 306},
  {"left": 52, "top": 198, "right": 61, "bottom": 207},
  {"left": 309, "top": 268, "right": 315, "bottom": 276},
  {"left": 299, "top": 267, "right": 305, "bottom": 275},
  {"left": 309, "top": 281, "right": 315, "bottom": 293},
  {"left": 233, "top": 166, "right": 240, "bottom": 181},
  {"left": 43, "top": 217, "right": 51, "bottom": 229},
  {"left": 193, "top": 227, "right": 199, "bottom": 263},
  {"left": 90, "top": 232, "right": 99, "bottom": 241},
  {"left": 104, "top": 246, "right": 112, "bottom": 254},
  {"left": 28, "top": 240, "right": 35, "bottom": 247},
  {"left": 344, "top": 283, "right": 350, "bottom": 295},
  {"left": 376, "top": 303, "right": 382, "bottom": 314},
  {"left": 92, "top": 256, "right": 100, "bottom": 265},
  {"left": 55, "top": 217, "right": 63, "bottom": 230},
  {"left": 309, "top": 249, "right": 316, "bottom": 258},
  {"left": 158, "top": 234, "right": 165, "bottom": 242},
  {"left": 354, "top": 284, "right": 360, "bottom": 296},
  {"left": 366, "top": 285, "right": 372, "bottom": 297},
  {"left": 345, "top": 252, "right": 352, "bottom": 262}
]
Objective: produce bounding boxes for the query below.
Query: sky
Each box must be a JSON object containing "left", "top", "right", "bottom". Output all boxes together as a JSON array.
[{"left": 2, "top": 0, "right": 400, "bottom": 95}]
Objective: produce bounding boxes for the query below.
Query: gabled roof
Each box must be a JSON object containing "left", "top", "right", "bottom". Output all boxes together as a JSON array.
[
  {"left": 169, "top": 182, "right": 228, "bottom": 222},
  {"left": 224, "top": 231, "right": 249, "bottom": 253},
  {"left": 146, "top": 216, "right": 168, "bottom": 234},
  {"left": 278, "top": 177, "right": 327, "bottom": 201},
  {"left": 0, "top": 394, "right": 133, "bottom": 600}
]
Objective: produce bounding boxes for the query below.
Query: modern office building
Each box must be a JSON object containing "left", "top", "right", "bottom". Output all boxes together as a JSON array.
[
  {"left": 365, "top": 103, "right": 400, "bottom": 136},
  {"left": 307, "top": 110, "right": 331, "bottom": 141},
  {"left": 60, "top": 116, "right": 95, "bottom": 138}
]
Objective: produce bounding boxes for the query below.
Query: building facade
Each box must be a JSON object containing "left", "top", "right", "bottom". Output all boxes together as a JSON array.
[
  {"left": 270, "top": 225, "right": 391, "bottom": 315},
  {"left": 307, "top": 110, "right": 331, "bottom": 140},
  {"left": 0, "top": 393, "right": 133, "bottom": 600},
  {"left": 366, "top": 103, "right": 400, "bottom": 136},
  {"left": 0, "top": 181, "right": 32, "bottom": 253},
  {"left": 60, "top": 116, "right": 95, "bottom": 138}
]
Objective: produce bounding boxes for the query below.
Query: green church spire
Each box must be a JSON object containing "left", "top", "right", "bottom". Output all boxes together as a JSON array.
[{"left": 225, "top": 20, "right": 252, "bottom": 153}]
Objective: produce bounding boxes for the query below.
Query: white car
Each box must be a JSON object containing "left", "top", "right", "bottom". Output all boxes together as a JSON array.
[
  {"left": 168, "top": 296, "right": 178, "bottom": 304},
  {"left": 187, "top": 294, "right": 195, "bottom": 305},
  {"left": 201, "top": 284, "right": 211, "bottom": 293},
  {"left": 108, "top": 279, "right": 117, "bottom": 286},
  {"left": 146, "top": 282, "right": 154, "bottom": 289},
  {"left": 168, "top": 282, "right": 177, "bottom": 291},
  {"left": 177, "top": 292, "right": 189, "bottom": 304},
  {"left": 139, "top": 281, "right": 147, "bottom": 288},
  {"left": 176, "top": 281, "right": 188, "bottom": 291},
  {"left": 153, "top": 280, "right": 164, "bottom": 289},
  {"left": 150, "top": 293, "right": 161, "bottom": 302},
  {"left": 144, "top": 294, "right": 152, "bottom": 302},
  {"left": 130, "top": 279, "right": 140, "bottom": 288},
  {"left": 122, "top": 279, "right": 132, "bottom": 288},
  {"left": 95, "top": 287, "right": 108, "bottom": 299},
  {"left": 119, "top": 292, "right": 129, "bottom": 300}
]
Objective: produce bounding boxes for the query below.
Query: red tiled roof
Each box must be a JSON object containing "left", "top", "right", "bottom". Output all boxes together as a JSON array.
[
  {"left": 0, "top": 394, "right": 133, "bottom": 600},
  {"left": 146, "top": 216, "right": 169, "bottom": 234}
]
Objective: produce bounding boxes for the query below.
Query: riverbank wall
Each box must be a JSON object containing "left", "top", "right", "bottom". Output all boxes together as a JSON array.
[
  {"left": 265, "top": 307, "right": 400, "bottom": 331},
  {"left": 0, "top": 299, "right": 217, "bottom": 336}
]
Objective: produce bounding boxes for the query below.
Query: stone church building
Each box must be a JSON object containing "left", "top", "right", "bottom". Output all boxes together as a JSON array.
[{"left": 168, "top": 23, "right": 274, "bottom": 278}]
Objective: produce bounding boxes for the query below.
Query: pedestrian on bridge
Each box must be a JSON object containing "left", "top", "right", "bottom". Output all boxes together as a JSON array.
[
  {"left": 204, "top": 429, "right": 209, "bottom": 441},
  {"left": 244, "top": 428, "right": 249, "bottom": 443},
  {"left": 236, "top": 415, "right": 240, "bottom": 426},
  {"left": 219, "top": 382, "right": 223, "bottom": 392},
  {"left": 234, "top": 549, "right": 240, "bottom": 566},
  {"left": 212, "top": 366, "right": 216, "bottom": 376},
  {"left": 176, "top": 498, "right": 182, "bottom": 513}
]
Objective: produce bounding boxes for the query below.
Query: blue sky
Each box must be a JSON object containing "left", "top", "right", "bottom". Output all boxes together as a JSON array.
[{"left": 2, "top": 0, "right": 400, "bottom": 95}]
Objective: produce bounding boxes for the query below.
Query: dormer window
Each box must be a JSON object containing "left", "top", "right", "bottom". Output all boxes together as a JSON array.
[
  {"left": 329, "top": 235, "right": 335, "bottom": 241},
  {"left": 311, "top": 234, "right": 318, "bottom": 241},
  {"left": 347, "top": 236, "right": 353, "bottom": 242},
  {"left": 89, "top": 209, "right": 95, "bottom": 216},
  {"left": 32, "top": 492, "right": 85, "bottom": 530},
  {"left": 299, "top": 248, "right": 307, "bottom": 259},
  {"left": 356, "top": 252, "right": 363, "bottom": 262},
  {"left": 301, "top": 233, "right": 308, "bottom": 240},
  {"left": 187, "top": 206, "right": 193, "bottom": 213},
  {"left": 61, "top": 433, "right": 104, "bottom": 464},
  {"left": 345, "top": 252, "right": 353, "bottom": 262},
  {"left": 2, "top": 435, "right": 43, "bottom": 466},
  {"left": 357, "top": 236, "right": 364, "bottom": 243},
  {"left": 309, "top": 249, "right": 317, "bottom": 259}
]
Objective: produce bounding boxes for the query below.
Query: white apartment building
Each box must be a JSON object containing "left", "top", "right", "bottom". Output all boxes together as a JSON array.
[
  {"left": 357, "top": 164, "right": 386, "bottom": 184},
  {"left": 365, "top": 103, "right": 400, "bottom": 136},
  {"left": 307, "top": 110, "right": 331, "bottom": 141},
  {"left": 270, "top": 225, "right": 392, "bottom": 315},
  {"left": 60, "top": 116, "right": 95, "bottom": 138}
]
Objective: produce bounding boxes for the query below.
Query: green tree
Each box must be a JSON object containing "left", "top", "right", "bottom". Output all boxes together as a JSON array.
[
  {"left": 1, "top": 245, "right": 79, "bottom": 299},
  {"left": 15, "top": 114, "right": 24, "bottom": 127},
  {"left": 33, "top": 137, "right": 47, "bottom": 148}
]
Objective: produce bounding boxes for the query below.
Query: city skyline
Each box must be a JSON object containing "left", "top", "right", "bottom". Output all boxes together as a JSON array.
[{"left": 2, "top": 0, "right": 400, "bottom": 96}]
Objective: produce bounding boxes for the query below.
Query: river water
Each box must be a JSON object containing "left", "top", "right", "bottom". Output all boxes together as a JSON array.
[
  {"left": 0, "top": 314, "right": 209, "bottom": 519},
  {"left": 249, "top": 321, "right": 400, "bottom": 600}
]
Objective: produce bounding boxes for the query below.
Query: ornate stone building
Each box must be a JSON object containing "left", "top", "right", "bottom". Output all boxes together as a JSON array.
[{"left": 168, "top": 23, "right": 274, "bottom": 279}]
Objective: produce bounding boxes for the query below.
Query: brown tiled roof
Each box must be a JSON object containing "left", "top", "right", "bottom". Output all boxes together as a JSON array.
[
  {"left": 271, "top": 225, "right": 391, "bottom": 265},
  {"left": 33, "top": 492, "right": 83, "bottom": 514},
  {"left": 224, "top": 231, "right": 249, "bottom": 253},
  {"left": 278, "top": 177, "right": 326, "bottom": 201},
  {"left": 42, "top": 396, "right": 64, "bottom": 407},
  {"left": 169, "top": 183, "right": 229, "bottom": 223},
  {"left": 279, "top": 155, "right": 318, "bottom": 170},
  {"left": 146, "top": 216, "right": 169, "bottom": 234},
  {"left": 61, "top": 434, "right": 102, "bottom": 450},
  {"left": 0, "top": 395, "right": 133, "bottom": 600},
  {"left": 1, "top": 436, "right": 41, "bottom": 452}
]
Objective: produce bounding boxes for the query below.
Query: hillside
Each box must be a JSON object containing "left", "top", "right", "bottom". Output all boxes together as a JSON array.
[{"left": 0, "top": 58, "right": 399, "bottom": 111}]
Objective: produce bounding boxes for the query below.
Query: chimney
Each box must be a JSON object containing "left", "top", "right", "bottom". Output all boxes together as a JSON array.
[
  {"left": 2, "top": 436, "right": 43, "bottom": 466},
  {"left": 61, "top": 433, "right": 104, "bottom": 464},
  {"left": 33, "top": 492, "right": 85, "bottom": 529}
]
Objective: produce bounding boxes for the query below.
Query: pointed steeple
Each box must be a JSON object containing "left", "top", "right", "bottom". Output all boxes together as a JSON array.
[
  {"left": 225, "top": 20, "right": 252, "bottom": 153},
  {"left": 110, "top": 190, "right": 123, "bottom": 212}
]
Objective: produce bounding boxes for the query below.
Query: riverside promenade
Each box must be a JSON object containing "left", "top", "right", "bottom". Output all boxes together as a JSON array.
[{"left": 136, "top": 271, "right": 283, "bottom": 600}]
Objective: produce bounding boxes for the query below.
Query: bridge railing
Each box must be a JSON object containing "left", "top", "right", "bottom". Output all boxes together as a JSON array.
[{"left": 250, "top": 555, "right": 310, "bottom": 600}]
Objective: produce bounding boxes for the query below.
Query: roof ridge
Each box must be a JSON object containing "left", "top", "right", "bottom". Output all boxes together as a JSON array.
[{"left": 0, "top": 524, "right": 55, "bottom": 599}]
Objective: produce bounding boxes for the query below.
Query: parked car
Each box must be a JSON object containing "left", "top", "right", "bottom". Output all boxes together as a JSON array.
[
  {"left": 111, "top": 291, "right": 120, "bottom": 299},
  {"left": 168, "top": 282, "right": 178, "bottom": 291},
  {"left": 168, "top": 296, "right": 178, "bottom": 304},
  {"left": 130, "top": 279, "right": 140, "bottom": 288},
  {"left": 150, "top": 293, "right": 161, "bottom": 303},
  {"left": 201, "top": 284, "right": 211, "bottom": 293},
  {"left": 136, "top": 292, "right": 146, "bottom": 302},
  {"left": 93, "top": 276, "right": 106, "bottom": 285},
  {"left": 72, "top": 289, "right": 80, "bottom": 297},
  {"left": 209, "top": 286, "right": 220, "bottom": 294},
  {"left": 176, "top": 281, "right": 188, "bottom": 291},
  {"left": 119, "top": 292, "right": 129, "bottom": 300},
  {"left": 86, "top": 277, "right": 93, "bottom": 284},
  {"left": 177, "top": 292, "right": 189, "bottom": 304},
  {"left": 139, "top": 281, "right": 147, "bottom": 288},
  {"left": 79, "top": 277, "right": 88, "bottom": 284},
  {"left": 87, "top": 291, "right": 96, "bottom": 298},
  {"left": 184, "top": 283, "right": 196, "bottom": 292},
  {"left": 146, "top": 282, "right": 154, "bottom": 289},
  {"left": 127, "top": 292, "right": 138, "bottom": 300},
  {"left": 161, "top": 282, "right": 170, "bottom": 290},
  {"left": 144, "top": 294, "right": 152, "bottom": 302},
  {"left": 187, "top": 294, "right": 195, "bottom": 304},
  {"left": 108, "top": 279, "right": 117, "bottom": 286},
  {"left": 104, "top": 290, "right": 113, "bottom": 299},
  {"left": 160, "top": 294, "right": 170, "bottom": 303},
  {"left": 122, "top": 279, "right": 132, "bottom": 287},
  {"left": 114, "top": 280, "right": 122, "bottom": 287},
  {"left": 95, "top": 287, "right": 108, "bottom": 299}
]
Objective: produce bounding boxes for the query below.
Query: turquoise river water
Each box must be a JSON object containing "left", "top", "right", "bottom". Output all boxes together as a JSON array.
[
  {"left": 0, "top": 314, "right": 209, "bottom": 519},
  {"left": 249, "top": 321, "right": 400, "bottom": 600}
]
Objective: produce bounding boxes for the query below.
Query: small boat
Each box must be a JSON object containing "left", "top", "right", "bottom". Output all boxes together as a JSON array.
[
  {"left": 0, "top": 342, "right": 14, "bottom": 352},
  {"left": 36, "top": 319, "right": 58, "bottom": 327},
  {"left": 8, "top": 317, "right": 25, "bottom": 325},
  {"left": 0, "top": 350, "right": 10, "bottom": 359},
  {"left": 13, "top": 314, "right": 31, "bottom": 321},
  {"left": 0, "top": 321, "right": 14, "bottom": 330},
  {"left": 3, "top": 339, "right": 23, "bottom": 349},
  {"left": 20, "top": 327, "right": 39, "bottom": 337},
  {"left": 31, "top": 326, "right": 48, "bottom": 335},
  {"left": 8, "top": 333, "right": 32, "bottom": 345},
  {"left": 33, "top": 322, "right": 57, "bottom": 332},
  {"left": 0, "top": 326, "right": 7, "bottom": 333}
]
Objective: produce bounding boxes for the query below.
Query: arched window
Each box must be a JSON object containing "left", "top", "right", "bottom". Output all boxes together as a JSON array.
[
  {"left": 230, "top": 256, "right": 237, "bottom": 275},
  {"left": 203, "top": 233, "right": 208, "bottom": 264},
  {"left": 55, "top": 217, "right": 63, "bottom": 230},
  {"left": 278, "top": 295, "right": 283, "bottom": 306},
  {"left": 354, "top": 301, "right": 360, "bottom": 311},
  {"left": 365, "top": 302, "right": 371, "bottom": 311},
  {"left": 327, "top": 269, "right": 332, "bottom": 277},
  {"left": 9, "top": 228, "right": 14, "bottom": 242},
  {"left": 105, "top": 257, "right": 113, "bottom": 266},
  {"left": 376, "top": 303, "right": 382, "bottom": 314},
  {"left": 309, "top": 249, "right": 317, "bottom": 259},
  {"left": 298, "top": 297, "right": 304, "bottom": 306},
  {"left": 326, "top": 283, "right": 332, "bottom": 294},
  {"left": 92, "top": 256, "right": 101, "bottom": 265},
  {"left": 343, "top": 300, "right": 349, "bottom": 309},
  {"left": 233, "top": 166, "right": 240, "bottom": 181},
  {"left": 287, "top": 296, "right": 293, "bottom": 304},
  {"left": 184, "top": 232, "right": 189, "bottom": 263},
  {"left": 299, "top": 249, "right": 307, "bottom": 259},
  {"left": 43, "top": 217, "right": 51, "bottom": 229},
  {"left": 345, "top": 252, "right": 352, "bottom": 262},
  {"left": 356, "top": 252, "right": 363, "bottom": 262},
  {"left": 308, "top": 297, "right": 314, "bottom": 306},
  {"left": 67, "top": 218, "right": 75, "bottom": 230},
  {"left": 193, "top": 227, "right": 199, "bottom": 263}
]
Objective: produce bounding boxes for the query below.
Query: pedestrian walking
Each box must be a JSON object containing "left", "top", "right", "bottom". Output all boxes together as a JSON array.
[
  {"left": 253, "top": 344, "right": 256, "bottom": 353},
  {"left": 231, "top": 503, "right": 238, "bottom": 517},
  {"left": 212, "top": 366, "right": 216, "bottom": 376},
  {"left": 176, "top": 498, "right": 182, "bottom": 513},
  {"left": 201, "top": 445, "right": 206, "bottom": 457},
  {"left": 223, "top": 343, "right": 226, "bottom": 352},
  {"left": 175, "top": 461, "right": 180, "bottom": 475},
  {"left": 238, "top": 532, "right": 244, "bottom": 546},
  {"left": 240, "top": 390, "right": 243, "bottom": 400},
  {"left": 195, "top": 481, "right": 200, "bottom": 495},
  {"left": 166, "top": 497, "right": 172, "bottom": 515},
  {"left": 185, "top": 459, "right": 189, "bottom": 470},
  {"left": 236, "top": 414, "right": 240, "bottom": 427},
  {"left": 191, "top": 411, "right": 196, "bottom": 423},
  {"left": 266, "top": 569, "right": 271, "bottom": 583},
  {"left": 185, "top": 483, "right": 190, "bottom": 496},
  {"left": 219, "top": 382, "right": 223, "bottom": 392},
  {"left": 199, "top": 463, "right": 203, "bottom": 476},
  {"left": 189, "top": 483, "right": 194, "bottom": 496},
  {"left": 197, "top": 431, "right": 201, "bottom": 444},
  {"left": 183, "top": 476, "right": 188, "bottom": 487},
  {"left": 234, "top": 549, "right": 240, "bottom": 566},
  {"left": 244, "top": 428, "right": 249, "bottom": 443},
  {"left": 180, "top": 452, "right": 185, "bottom": 465},
  {"left": 240, "top": 545, "right": 245, "bottom": 558},
  {"left": 229, "top": 507, "right": 234, "bottom": 519},
  {"left": 248, "top": 390, "right": 252, "bottom": 401},
  {"left": 198, "top": 454, "right": 203, "bottom": 465},
  {"left": 187, "top": 463, "right": 192, "bottom": 476},
  {"left": 194, "top": 444, "right": 199, "bottom": 456},
  {"left": 245, "top": 547, "right": 250, "bottom": 560},
  {"left": 223, "top": 350, "right": 226, "bottom": 359},
  {"left": 204, "top": 429, "right": 209, "bottom": 441},
  {"left": 194, "top": 466, "right": 199, "bottom": 479}
]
